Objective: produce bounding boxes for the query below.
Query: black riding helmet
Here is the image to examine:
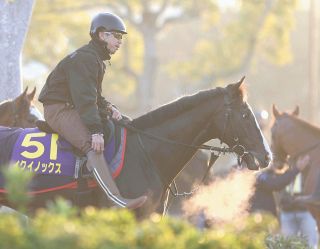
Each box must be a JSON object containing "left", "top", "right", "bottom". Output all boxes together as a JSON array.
[{"left": 90, "top": 12, "right": 127, "bottom": 36}]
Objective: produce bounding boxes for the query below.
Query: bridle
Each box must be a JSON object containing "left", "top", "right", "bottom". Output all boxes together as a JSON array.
[
  {"left": 220, "top": 90, "right": 250, "bottom": 166},
  {"left": 270, "top": 117, "right": 288, "bottom": 165},
  {"left": 117, "top": 89, "right": 255, "bottom": 214}
]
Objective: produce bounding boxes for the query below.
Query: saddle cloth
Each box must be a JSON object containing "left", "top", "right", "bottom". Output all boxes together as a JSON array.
[{"left": 0, "top": 125, "right": 127, "bottom": 184}]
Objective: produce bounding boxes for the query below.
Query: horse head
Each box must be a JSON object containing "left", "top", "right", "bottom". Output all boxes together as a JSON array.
[
  {"left": 271, "top": 106, "right": 320, "bottom": 229},
  {"left": 0, "top": 87, "right": 41, "bottom": 128},
  {"left": 270, "top": 104, "right": 316, "bottom": 170},
  {"left": 208, "top": 77, "right": 272, "bottom": 170}
]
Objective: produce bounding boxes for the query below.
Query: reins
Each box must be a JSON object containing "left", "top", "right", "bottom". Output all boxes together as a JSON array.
[
  {"left": 121, "top": 122, "right": 225, "bottom": 216},
  {"left": 117, "top": 120, "right": 235, "bottom": 153}
]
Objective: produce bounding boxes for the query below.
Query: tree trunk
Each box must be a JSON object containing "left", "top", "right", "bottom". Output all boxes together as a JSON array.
[
  {"left": 138, "top": 29, "right": 158, "bottom": 111},
  {"left": 0, "top": 0, "right": 34, "bottom": 101},
  {"left": 308, "top": 0, "right": 319, "bottom": 122}
]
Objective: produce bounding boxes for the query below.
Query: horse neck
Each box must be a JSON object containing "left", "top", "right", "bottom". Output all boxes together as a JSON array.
[
  {"left": 285, "top": 119, "right": 320, "bottom": 198},
  {"left": 282, "top": 119, "right": 320, "bottom": 157},
  {"left": 148, "top": 94, "right": 224, "bottom": 184}
]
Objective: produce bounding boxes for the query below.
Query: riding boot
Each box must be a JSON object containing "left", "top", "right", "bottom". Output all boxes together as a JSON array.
[
  {"left": 86, "top": 150, "right": 147, "bottom": 209},
  {"left": 295, "top": 175, "right": 320, "bottom": 206}
]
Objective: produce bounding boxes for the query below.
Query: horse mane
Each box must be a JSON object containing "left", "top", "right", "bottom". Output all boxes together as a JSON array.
[
  {"left": 131, "top": 82, "right": 246, "bottom": 130},
  {"left": 288, "top": 114, "right": 320, "bottom": 137},
  {"left": 131, "top": 87, "right": 228, "bottom": 129},
  {"left": 0, "top": 100, "right": 11, "bottom": 114}
]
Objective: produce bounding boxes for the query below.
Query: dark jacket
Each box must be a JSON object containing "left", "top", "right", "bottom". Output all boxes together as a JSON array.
[
  {"left": 39, "top": 39, "right": 111, "bottom": 134},
  {"left": 249, "top": 167, "right": 300, "bottom": 217}
]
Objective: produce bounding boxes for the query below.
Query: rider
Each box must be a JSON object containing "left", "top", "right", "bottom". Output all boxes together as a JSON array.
[{"left": 38, "top": 12, "right": 147, "bottom": 209}]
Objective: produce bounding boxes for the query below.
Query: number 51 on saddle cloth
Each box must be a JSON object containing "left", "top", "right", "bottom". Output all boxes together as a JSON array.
[{"left": 0, "top": 126, "right": 127, "bottom": 180}]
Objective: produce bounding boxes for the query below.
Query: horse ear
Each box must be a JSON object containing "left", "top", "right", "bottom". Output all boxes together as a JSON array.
[
  {"left": 292, "top": 106, "right": 299, "bottom": 116},
  {"left": 22, "top": 87, "right": 28, "bottom": 97},
  {"left": 239, "top": 76, "right": 245, "bottom": 84},
  {"left": 272, "top": 104, "right": 281, "bottom": 118},
  {"left": 15, "top": 87, "right": 28, "bottom": 103},
  {"left": 27, "top": 87, "right": 36, "bottom": 101},
  {"left": 228, "top": 76, "right": 246, "bottom": 94},
  {"left": 235, "top": 76, "right": 245, "bottom": 88}
]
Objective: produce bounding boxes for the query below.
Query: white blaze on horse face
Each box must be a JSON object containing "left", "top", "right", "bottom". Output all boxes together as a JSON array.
[
  {"left": 248, "top": 104, "right": 272, "bottom": 161},
  {"left": 30, "top": 106, "right": 44, "bottom": 120}
]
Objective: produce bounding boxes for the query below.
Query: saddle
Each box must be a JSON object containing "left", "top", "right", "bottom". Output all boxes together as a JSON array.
[{"left": 36, "top": 120, "right": 55, "bottom": 134}]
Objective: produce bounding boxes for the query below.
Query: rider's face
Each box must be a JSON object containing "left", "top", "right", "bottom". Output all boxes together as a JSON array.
[{"left": 99, "top": 31, "right": 123, "bottom": 54}]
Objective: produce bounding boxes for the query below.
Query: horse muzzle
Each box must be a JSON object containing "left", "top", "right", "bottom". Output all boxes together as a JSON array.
[{"left": 243, "top": 151, "right": 271, "bottom": 170}]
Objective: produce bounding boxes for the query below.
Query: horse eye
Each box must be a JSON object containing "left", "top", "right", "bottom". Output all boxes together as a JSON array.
[{"left": 243, "top": 113, "right": 249, "bottom": 119}]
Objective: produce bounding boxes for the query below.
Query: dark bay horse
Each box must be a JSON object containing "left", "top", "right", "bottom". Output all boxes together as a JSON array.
[
  {"left": 0, "top": 79, "right": 271, "bottom": 216},
  {"left": 0, "top": 87, "right": 41, "bottom": 128},
  {"left": 271, "top": 105, "right": 320, "bottom": 228}
]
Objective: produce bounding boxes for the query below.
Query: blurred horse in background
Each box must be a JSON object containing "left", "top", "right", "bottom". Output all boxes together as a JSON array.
[
  {"left": 0, "top": 87, "right": 41, "bottom": 128},
  {"left": 271, "top": 105, "right": 320, "bottom": 228}
]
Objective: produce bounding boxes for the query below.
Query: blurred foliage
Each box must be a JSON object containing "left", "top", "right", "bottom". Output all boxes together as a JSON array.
[
  {"left": 23, "top": 0, "right": 220, "bottom": 67},
  {"left": 258, "top": 0, "right": 297, "bottom": 65},
  {"left": 2, "top": 165, "right": 33, "bottom": 212},
  {"left": 0, "top": 169, "right": 311, "bottom": 249},
  {"left": 265, "top": 234, "right": 311, "bottom": 249},
  {"left": 206, "top": 213, "right": 278, "bottom": 248},
  {"left": 0, "top": 204, "right": 311, "bottom": 249},
  {"left": 24, "top": 0, "right": 145, "bottom": 103},
  {"left": 45, "top": 197, "right": 78, "bottom": 218},
  {"left": 166, "top": 0, "right": 298, "bottom": 87},
  {"left": 24, "top": 0, "right": 90, "bottom": 68},
  {"left": 23, "top": 0, "right": 299, "bottom": 107}
]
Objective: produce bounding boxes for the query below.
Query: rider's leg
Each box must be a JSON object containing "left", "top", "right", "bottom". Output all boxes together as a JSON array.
[
  {"left": 86, "top": 151, "right": 147, "bottom": 209},
  {"left": 43, "top": 103, "right": 147, "bottom": 209}
]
